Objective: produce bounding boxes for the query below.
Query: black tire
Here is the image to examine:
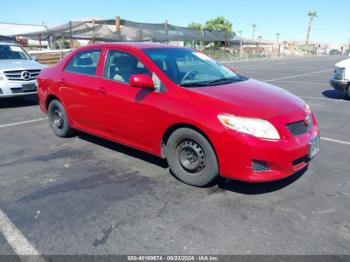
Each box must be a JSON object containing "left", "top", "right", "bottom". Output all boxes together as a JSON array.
[
  {"left": 347, "top": 85, "right": 350, "bottom": 99},
  {"left": 165, "top": 128, "right": 218, "bottom": 186},
  {"left": 48, "top": 99, "right": 75, "bottom": 137}
]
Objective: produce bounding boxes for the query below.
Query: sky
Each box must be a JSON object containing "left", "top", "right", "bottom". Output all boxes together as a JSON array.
[{"left": 1, "top": 0, "right": 349, "bottom": 44}]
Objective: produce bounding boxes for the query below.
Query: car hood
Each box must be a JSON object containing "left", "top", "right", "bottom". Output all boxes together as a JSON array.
[
  {"left": 335, "top": 58, "right": 350, "bottom": 68},
  {"left": 0, "top": 59, "right": 45, "bottom": 71},
  {"left": 188, "top": 79, "right": 305, "bottom": 119}
]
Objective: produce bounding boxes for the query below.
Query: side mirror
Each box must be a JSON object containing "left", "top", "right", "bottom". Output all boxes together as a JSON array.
[
  {"left": 32, "top": 55, "right": 39, "bottom": 61},
  {"left": 130, "top": 74, "right": 155, "bottom": 89}
]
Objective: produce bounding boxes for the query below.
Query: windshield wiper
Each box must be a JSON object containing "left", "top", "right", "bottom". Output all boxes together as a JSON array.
[
  {"left": 205, "top": 77, "right": 237, "bottom": 86},
  {"left": 179, "top": 82, "right": 210, "bottom": 87}
]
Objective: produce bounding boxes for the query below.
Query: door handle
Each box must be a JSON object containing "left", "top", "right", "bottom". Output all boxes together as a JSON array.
[
  {"left": 59, "top": 78, "right": 66, "bottom": 85},
  {"left": 98, "top": 86, "right": 106, "bottom": 94}
]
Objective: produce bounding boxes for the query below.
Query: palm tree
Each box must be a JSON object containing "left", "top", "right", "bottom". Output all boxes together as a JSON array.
[
  {"left": 276, "top": 33, "right": 280, "bottom": 44},
  {"left": 306, "top": 11, "right": 318, "bottom": 45},
  {"left": 252, "top": 24, "right": 257, "bottom": 40},
  {"left": 258, "top": 35, "right": 262, "bottom": 42}
]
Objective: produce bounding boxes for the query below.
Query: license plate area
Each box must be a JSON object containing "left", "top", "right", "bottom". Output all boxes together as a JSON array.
[
  {"left": 309, "top": 135, "right": 320, "bottom": 159},
  {"left": 21, "top": 83, "right": 37, "bottom": 92}
]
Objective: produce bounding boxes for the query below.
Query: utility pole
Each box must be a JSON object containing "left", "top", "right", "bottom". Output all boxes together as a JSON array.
[{"left": 238, "top": 30, "right": 243, "bottom": 58}]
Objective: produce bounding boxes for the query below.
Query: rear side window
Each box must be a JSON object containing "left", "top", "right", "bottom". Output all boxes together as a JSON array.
[{"left": 65, "top": 50, "right": 101, "bottom": 76}]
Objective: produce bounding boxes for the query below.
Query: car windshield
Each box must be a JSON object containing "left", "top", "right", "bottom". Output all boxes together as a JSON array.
[
  {"left": 0, "top": 45, "right": 31, "bottom": 60},
  {"left": 143, "top": 47, "right": 245, "bottom": 87}
]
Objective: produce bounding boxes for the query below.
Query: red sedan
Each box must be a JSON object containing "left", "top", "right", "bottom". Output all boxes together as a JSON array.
[{"left": 37, "top": 43, "right": 320, "bottom": 186}]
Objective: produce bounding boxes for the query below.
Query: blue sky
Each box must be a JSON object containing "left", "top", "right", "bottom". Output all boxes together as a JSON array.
[{"left": 1, "top": 0, "right": 349, "bottom": 44}]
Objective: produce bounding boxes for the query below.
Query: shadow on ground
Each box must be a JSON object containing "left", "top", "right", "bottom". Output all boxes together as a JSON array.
[
  {"left": 79, "top": 132, "right": 305, "bottom": 195},
  {"left": 78, "top": 132, "right": 169, "bottom": 168},
  {"left": 322, "top": 89, "right": 348, "bottom": 100},
  {"left": 0, "top": 95, "right": 38, "bottom": 108}
]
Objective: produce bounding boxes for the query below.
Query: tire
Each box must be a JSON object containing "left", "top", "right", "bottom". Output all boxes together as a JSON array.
[
  {"left": 165, "top": 128, "right": 218, "bottom": 186},
  {"left": 48, "top": 99, "right": 75, "bottom": 137},
  {"left": 347, "top": 85, "right": 350, "bottom": 99}
]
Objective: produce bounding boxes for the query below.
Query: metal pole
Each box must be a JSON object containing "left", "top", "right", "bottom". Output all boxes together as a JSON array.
[
  {"left": 69, "top": 21, "right": 73, "bottom": 48},
  {"left": 164, "top": 20, "right": 169, "bottom": 43},
  {"left": 92, "top": 19, "right": 96, "bottom": 44},
  {"left": 38, "top": 34, "right": 42, "bottom": 50}
]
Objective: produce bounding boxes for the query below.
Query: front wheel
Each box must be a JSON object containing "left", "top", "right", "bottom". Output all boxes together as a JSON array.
[
  {"left": 48, "top": 99, "right": 75, "bottom": 137},
  {"left": 165, "top": 128, "right": 219, "bottom": 186}
]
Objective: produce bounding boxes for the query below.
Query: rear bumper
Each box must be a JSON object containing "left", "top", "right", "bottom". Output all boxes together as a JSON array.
[
  {"left": 215, "top": 111, "right": 320, "bottom": 183},
  {"left": 330, "top": 76, "right": 348, "bottom": 91},
  {"left": 0, "top": 80, "right": 38, "bottom": 97}
]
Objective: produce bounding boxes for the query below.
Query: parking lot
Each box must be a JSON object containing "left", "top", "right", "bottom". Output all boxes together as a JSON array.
[{"left": 0, "top": 56, "right": 349, "bottom": 257}]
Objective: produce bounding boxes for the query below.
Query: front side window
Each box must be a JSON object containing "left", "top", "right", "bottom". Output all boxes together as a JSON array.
[
  {"left": 104, "top": 50, "right": 151, "bottom": 84},
  {"left": 0, "top": 45, "right": 31, "bottom": 60},
  {"left": 143, "top": 48, "right": 245, "bottom": 87},
  {"left": 65, "top": 50, "right": 101, "bottom": 76}
]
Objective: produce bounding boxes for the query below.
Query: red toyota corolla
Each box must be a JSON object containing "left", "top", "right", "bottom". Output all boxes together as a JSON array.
[{"left": 37, "top": 43, "right": 320, "bottom": 186}]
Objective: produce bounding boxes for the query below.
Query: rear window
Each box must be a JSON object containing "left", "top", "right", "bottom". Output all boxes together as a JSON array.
[{"left": 65, "top": 50, "right": 101, "bottom": 76}]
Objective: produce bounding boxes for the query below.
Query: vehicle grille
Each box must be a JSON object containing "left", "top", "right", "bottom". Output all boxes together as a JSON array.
[
  {"left": 286, "top": 120, "right": 309, "bottom": 136},
  {"left": 4, "top": 69, "right": 41, "bottom": 81},
  {"left": 252, "top": 160, "right": 269, "bottom": 172}
]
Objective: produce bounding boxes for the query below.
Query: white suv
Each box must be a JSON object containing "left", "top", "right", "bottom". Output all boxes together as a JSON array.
[
  {"left": 0, "top": 42, "right": 45, "bottom": 98},
  {"left": 330, "top": 58, "right": 350, "bottom": 98}
]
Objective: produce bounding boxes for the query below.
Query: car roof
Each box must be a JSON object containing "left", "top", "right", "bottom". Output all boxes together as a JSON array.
[
  {"left": 81, "top": 42, "right": 188, "bottom": 51},
  {"left": 0, "top": 42, "right": 18, "bottom": 46}
]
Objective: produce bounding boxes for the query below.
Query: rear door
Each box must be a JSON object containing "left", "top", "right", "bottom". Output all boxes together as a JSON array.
[{"left": 59, "top": 49, "right": 103, "bottom": 130}]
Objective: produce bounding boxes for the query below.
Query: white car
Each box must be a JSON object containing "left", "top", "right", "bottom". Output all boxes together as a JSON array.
[
  {"left": 330, "top": 58, "right": 350, "bottom": 98},
  {"left": 0, "top": 42, "right": 45, "bottom": 98}
]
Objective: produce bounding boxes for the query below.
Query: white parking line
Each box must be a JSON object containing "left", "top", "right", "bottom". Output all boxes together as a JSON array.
[
  {"left": 274, "top": 80, "right": 330, "bottom": 85},
  {"left": 0, "top": 209, "right": 45, "bottom": 261},
  {"left": 0, "top": 118, "right": 47, "bottom": 129},
  {"left": 321, "top": 137, "right": 350, "bottom": 146},
  {"left": 299, "top": 96, "right": 349, "bottom": 103},
  {"left": 266, "top": 69, "right": 332, "bottom": 82}
]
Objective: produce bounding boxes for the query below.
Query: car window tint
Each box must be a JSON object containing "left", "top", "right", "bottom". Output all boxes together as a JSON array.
[
  {"left": 104, "top": 50, "right": 151, "bottom": 84},
  {"left": 65, "top": 50, "right": 101, "bottom": 76}
]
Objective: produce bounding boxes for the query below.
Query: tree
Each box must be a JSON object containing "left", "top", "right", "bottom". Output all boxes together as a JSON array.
[
  {"left": 252, "top": 24, "right": 257, "bottom": 40},
  {"left": 276, "top": 33, "right": 280, "bottom": 44},
  {"left": 188, "top": 22, "right": 202, "bottom": 30},
  {"left": 186, "top": 22, "right": 203, "bottom": 47},
  {"left": 204, "top": 16, "right": 234, "bottom": 48},
  {"left": 204, "top": 16, "right": 233, "bottom": 32},
  {"left": 258, "top": 35, "right": 262, "bottom": 42},
  {"left": 305, "top": 11, "right": 318, "bottom": 45},
  {"left": 238, "top": 30, "right": 242, "bottom": 37}
]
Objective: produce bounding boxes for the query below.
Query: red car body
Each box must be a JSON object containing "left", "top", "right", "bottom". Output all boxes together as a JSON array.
[{"left": 37, "top": 43, "right": 320, "bottom": 183}]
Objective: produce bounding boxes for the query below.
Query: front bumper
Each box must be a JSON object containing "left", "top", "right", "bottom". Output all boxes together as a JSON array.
[
  {"left": 214, "top": 110, "right": 320, "bottom": 183},
  {"left": 330, "top": 76, "right": 348, "bottom": 91},
  {"left": 0, "top": 80, "right": 38, "bottom": 98}
]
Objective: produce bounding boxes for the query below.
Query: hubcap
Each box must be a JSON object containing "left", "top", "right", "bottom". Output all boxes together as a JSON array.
[
  {"left": 177, "top": 140, "right": 206, "bottom": 173},
  {"left": 53, "top": 109, "right": 64, "bottom": 129}
]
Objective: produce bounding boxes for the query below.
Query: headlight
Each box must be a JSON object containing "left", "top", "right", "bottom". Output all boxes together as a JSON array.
[
  {"left": 218, "top": 114, "right": 280, "bottom": 140},
  {"left": 305, "top": 103, "right": 311, "bottom": 113}
]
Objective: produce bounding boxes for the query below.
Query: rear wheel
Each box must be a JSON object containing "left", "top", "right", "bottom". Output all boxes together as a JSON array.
[
  {"left": 48, "top": 99, "right": 75, "bottom": 137},
  {"left": 165, "top": 128, "right": 218, "bottom": 186},
  {"left": 347, "top": 85, "right": 350, "bottom": 99}
]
